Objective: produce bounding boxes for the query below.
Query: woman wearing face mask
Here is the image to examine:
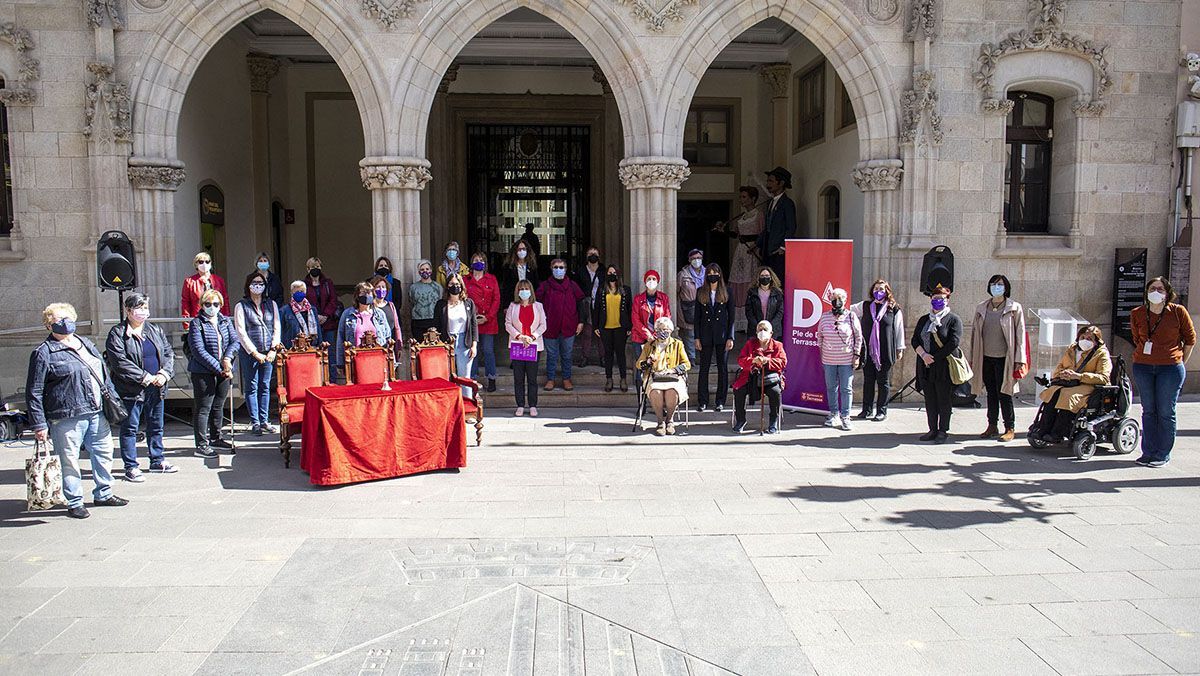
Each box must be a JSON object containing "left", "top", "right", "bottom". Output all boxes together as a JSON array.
[
  {"left": 335, "top": 282, "right": 394, "bottom": 377},
  {"left": 27, "top": 303, "right": 129, "bottom": 519},
  {"left": 718, "top": 186, "right": 765, "bottom": 332},
  {"left": 631, "top": 270, "right": 672, "bottom": 400},
  {"left": 181, "top": 252, "right": 230, "bottom": 331},
  {"left": 969, "top": 274, "right": 1028, "bottom": 442},
  {"left": 435, "top": 273, "right": 480, "bottom": 396},
  {"left": 636, "top": 317, "right": 691, "bottom": 435},
  {"left": 501, "top": 240, "right": 540, "bottom": 315},
  {"left": 912, "top": 286, "right": 963, "bottom": 443},
  {"left": 281, "top": 280, "right": 320, "bottom": 348},
  {"left": 106, "top": 294, "right": 176, "bottom": 482},
  {"left": 1130, "top": 277, "right": 1196, "bottom": 467},
  {"left": 303, "top": 256, "right": 339, "bottom": 358},
  {"left": 573, "top": 246, "right": 604, "bottom": 368},
  {"left": 436, "top": 241, "right": 470, "bottom": 288},
  {"left": 234, "top": 272, "right": 282, "bottom": 435},
  {"left": 1034, "top": 325, "right": 1111, "bottom": 444},
  {"left": 409, "top": 259, "right": 443, "bottom": 342},
  {"left": 187, "top": 290, "right": 238, "bottom": 459},
  {"left": 537, "top": 259, "right": 586, "bottom": 391},
  {"left": 676, "top": 249, "right": 705, "bottom": 364},
  {"left": 816, "top": 288, "right": 862, "bottom": 431},
  {"left": 693, "top": 263, "right": 735, "bottom": 412},
  {"left": 744, "top": 267, "right": 784, "bottom": 339},
  {"left": 592, "top": 265, "right": 633, "bottom": 392},
  {"left": 732, "top": 320, "right": 787, "bottom": 434},
  {"left": 505, "top": 280, "right": 546, "bottom": 416},
  {"left": 464, "top": 252, "right": 500, "bottom": 392},
  {"left": 254, "top": 252, "right": 286, "bottom": 307},
  {"left": 850, "top": 279, "right": 905, "bottom": 421},
  {"left": 373, "top": 256, "right": 396, "bottom": 303},
  {"left": 370, "top": 275, "right": 403, "bottom": 360}
]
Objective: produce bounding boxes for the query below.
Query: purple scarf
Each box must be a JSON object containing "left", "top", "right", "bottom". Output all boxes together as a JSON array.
[{"left": 868, "top": 301, "right": 888, "bottom": 369}]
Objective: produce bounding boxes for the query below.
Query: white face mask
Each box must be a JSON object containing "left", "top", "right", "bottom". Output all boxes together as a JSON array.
[
  {"left": 197, "top": 262, "right": 211, "bottom": 274},
  {"left": 690, "top": 258, "right": 703, "bottom": 269},
  {"left": 1147, "top": 290, "right": 1166, "bottom": 305},
  {"left": 757, "top": 330, "right": 771, "bottom": 342},
  {"left": 645, "top": 280, "right": 658, "bottom": 292},
  {"left": 249, "top": 283, "right": 265, "bottom": 295},
  {"left": 1077, "top": 338, "right": 1095, "bottom": 351}
]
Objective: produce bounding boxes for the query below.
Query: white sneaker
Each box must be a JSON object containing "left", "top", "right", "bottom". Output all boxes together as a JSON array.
[
  {"left": 123, "top": 468, "right": 145, "bottom": 483},
  {"left": 515, "top": 407, "right": 524, "bottom": 417},
  {"left": 823, "top": 416, "right": 837, "bottom": 428},
  {"left": 839, "top": 418, "right": 852, "bottom": 431},
  {"left": 529, "top": 407, "right": 538, "bottom": 417}
]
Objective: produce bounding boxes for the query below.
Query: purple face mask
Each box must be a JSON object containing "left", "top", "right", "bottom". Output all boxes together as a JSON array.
[
  {"left": 873, "top": 289, "right": 886, "bottom": 301},
  {"left": 931, "top": 297, "right": 947, "bottom": 312}
]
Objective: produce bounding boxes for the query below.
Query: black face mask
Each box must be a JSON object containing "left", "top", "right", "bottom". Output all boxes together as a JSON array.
[
  {"left": 606, "top": 274, "right": 618, "bottom": 283},
  {"left": 447, "top": 285, "right": 463, "bottom": 296},
  {"left": 356, "top": 294, "right": 371, "bottom": 306},
  {"left": 758, "top": 277, "right": 771, "bottom": 287},
  {"left": 309, "top": 268, "right": 321, "bottom": 278},
  {"left": 832, "top": 299, "right": 845, "bottom": 315},
  {"left": 587, "top": 254, "right": 599, "bottom": 264},
  {"left": 706, "top": 275, "right": 720, "bottom": 285},
  {"left": 376, "top": 267, "right": 389, "bottom": 277}
]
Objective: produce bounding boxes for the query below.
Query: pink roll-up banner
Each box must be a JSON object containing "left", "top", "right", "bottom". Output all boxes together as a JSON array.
[{"left": 782, "top": 239, "right": 855, "bottom": 414}]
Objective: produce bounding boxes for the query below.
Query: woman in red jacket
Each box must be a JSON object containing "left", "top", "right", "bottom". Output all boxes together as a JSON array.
[
  {"left": 732, "top": 320, "right": 788, "bottom": 434},
  {"left": 465, "top": 252, "right": 501, "bottom": 392},
  {"left": 631, "top": 269, "right": 672, "bottom": 400},
  {"left": 180, "top": 251, "right": 231, "bottom": 330}
]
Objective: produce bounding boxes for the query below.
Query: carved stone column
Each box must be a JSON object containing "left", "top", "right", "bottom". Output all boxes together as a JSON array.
[
  {"left": 898, "top": 70, "right": 943, "bottom": 253},
  {"left": 128, "top": 157, "right": 186, "bottom": 312},
  {"left": 619, "top": 157, "right": 690, "bottom": 303},
  {"left": 360, "top": 157, "right": 432, "bottom": 317},
  {"left": 852, "top": 159, "right": 904, "bottom": 291},
  {"left": 247, "top": 53, "right": 281, "bottom": 258},
  {"left": 759, "top": 64, "right": 792, "bottom": 167}
]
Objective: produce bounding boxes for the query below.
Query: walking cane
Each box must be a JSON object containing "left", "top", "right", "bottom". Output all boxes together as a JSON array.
[
  {"left": 632, "top": 367, "right": 651, "bottom": 432},
  {"left": 759, "top": 368, "right": 766, "bottom": 436}
]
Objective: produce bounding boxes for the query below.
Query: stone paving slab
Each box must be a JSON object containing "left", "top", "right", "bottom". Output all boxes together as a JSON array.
[{"left": 0, "top": 402, "right": 1198, "bottom": 674}]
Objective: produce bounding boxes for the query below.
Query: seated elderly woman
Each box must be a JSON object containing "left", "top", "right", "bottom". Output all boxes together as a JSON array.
[
  {"left": 1034, "top": 324, "right": 1112, "bottom": 443},
  {"left": 732, "top": 320, "right": 788, "bottom": 434},
  {"left": 635, "top": 316, "right": 691, "bottom": 435}
]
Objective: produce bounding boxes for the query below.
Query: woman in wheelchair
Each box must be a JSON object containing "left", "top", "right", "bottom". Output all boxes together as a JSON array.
[
  {"left": 1033, "top": 325, "right": 1111, "bottom": 443},
  {"left": 636, "top": 317, "right": 691, "bottom": 436}
]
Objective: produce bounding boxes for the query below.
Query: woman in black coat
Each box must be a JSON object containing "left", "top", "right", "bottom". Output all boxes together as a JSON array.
[
  {"left": 744, "top": 266, "right": 784, "bottom": 337},
  {"left": 693, "top": 263, "right": 735, "bottom": 411},
  {"left": 912, "top": 286, "right": 963, "bottom": 443},
  {"left": 854, "top": 279, "right": 906, "bottom": 421},
  {"left": 592, "top": 264, "right": 633, "bottom": 392}
]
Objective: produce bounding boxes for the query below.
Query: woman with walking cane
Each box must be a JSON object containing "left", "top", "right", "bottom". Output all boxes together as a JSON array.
[{"left": 732, "top": 320, "right": 787, "bottom": 434}]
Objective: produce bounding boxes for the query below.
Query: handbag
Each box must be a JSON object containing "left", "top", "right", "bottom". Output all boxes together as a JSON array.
[
  {"left": 509, "top": 341, "right": 537, "bottom": 362},
  {"left": 67, "top": 349, "right": 129, "bottom": 426},
  {"left": 932, "top": 331, "right": 973, "bottom": 386},
  {"left": 26, "top": 440, "right": 66, "bottom": 511}
]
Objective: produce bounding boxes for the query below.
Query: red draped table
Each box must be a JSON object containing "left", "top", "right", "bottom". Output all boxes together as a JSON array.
[{"left": 300, "top": 380, "right": 467, "bottom": 486}]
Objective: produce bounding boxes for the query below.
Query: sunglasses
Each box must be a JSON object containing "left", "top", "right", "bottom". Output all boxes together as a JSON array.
[
  {"left": 202, "top": 302, "right": 221, "bottom": 308},
  {"left": 553, "top": 266, "right": 566, "bottom": 271}
]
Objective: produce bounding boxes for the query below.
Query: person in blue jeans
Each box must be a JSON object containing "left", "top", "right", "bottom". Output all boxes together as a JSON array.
[
  {"left": 816, "top": 288, "right": 863, "bottom": 431},
  {"left": 105, "top": 293, "right": 177, "bottom": 482},
  {"left": 234, "top": 271, "right": 281, "bottom": 436},
  {"left": 1130, "top": 276, "right": 1195, "bottom": 467},
  {"left": 537, "top": 259, "right": 585, "bottom": 390},
  {"left": 434, "top": 273, "right": 479, "bottom": 396},
  {"left": 27, "top": 303, "right": 129, "bottom": 519}
]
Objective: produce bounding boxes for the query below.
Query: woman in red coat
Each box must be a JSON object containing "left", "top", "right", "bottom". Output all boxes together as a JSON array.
[
  {"left": 465, "top": 252, "right": 501, "bottom": 392},
  {"left": 732, "top": 320, "right": 788, "bottom": 434},
  {"left": 631, "top": 269, "right": 672, "bottom": 400},
  {"left": 180, "top": 251, "right": 231, "bottom": 330}
]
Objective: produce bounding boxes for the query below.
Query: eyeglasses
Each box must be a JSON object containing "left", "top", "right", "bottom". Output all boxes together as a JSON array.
[
  {"left": 552, "top": 266, "right": 566, "bottom": 271},
  {"left": 202, "top": 302, "right": 221, "bottom": 308}
]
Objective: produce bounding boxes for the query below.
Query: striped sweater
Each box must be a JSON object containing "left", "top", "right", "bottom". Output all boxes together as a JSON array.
[{"left": 816, "top": 311, "right": 863, "bottom": 365}]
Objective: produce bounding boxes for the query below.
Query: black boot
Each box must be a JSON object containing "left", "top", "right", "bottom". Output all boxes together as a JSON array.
[
  {"left": 856, "top": 407, "right": 873, "bottom": 419},
  {"left": 487, "top": 378, "right": 496, "bottom": 393}
]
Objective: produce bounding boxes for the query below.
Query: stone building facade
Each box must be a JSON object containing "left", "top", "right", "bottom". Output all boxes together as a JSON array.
[{"left": 0, "top": 0, "right": 1188, "bottom": 379}]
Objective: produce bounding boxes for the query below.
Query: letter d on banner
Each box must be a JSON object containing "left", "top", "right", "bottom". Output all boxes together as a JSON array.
[{"left": 782, "top": 240, "right": 855, "bottom": 414}]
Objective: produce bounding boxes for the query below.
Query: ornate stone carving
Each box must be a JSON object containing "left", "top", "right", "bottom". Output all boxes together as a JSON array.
[
  {"left": 617, "top": 159, "right": 691, "bottom": 190},
  {"left": 437, "top": 64, "right": 459, "bottom": 94},
  {"left": 1183, "top": 52, "right": 1200, "bottom": 100},
  {"left": 84, "top": 0, "right": 124, "bottom": 29},
  {"left": 128, "top": 163, "right": 186, "bottom": 191},
  {"left": 981, "top": 97, "right": 1015, "bottom": 116},
  {"left": 131, "top": 0, "right": 169, "bottom": 11},
  {"left": 975, "top": 0, "right": 1111, "bottom": 115},
  {"left": 866, "top": 0, "right": 900, "bottom": 23},
  {"left": 0, "top": 23, "right": 39, "bottom": 105},
  {"left": 592, "top": 65, "right": 611, "bottom": 96},
  {"left": 359, "top": 0, "right": 428, "bottom": 29},
  {"left": 852, "top": 159, "right": 903, "bottom": 191},
  {"left": 759, "top": 64, "right": 791, "bottom": 99},
  {"left": 359, "top": 159, "right": 433, "bottom": 190},
  {"left": 906, "top": 0, "right": 938, "bottom": 41},
  {"left": 900, "top": 70, "right": 943, "bottom": 147},
  {"left": 83, "top": 61, "right": 131, "bottom": 145},
  {"left": 615, "top": 0, "right": 697, "bottom": 33},
  {"left": 246, "top": 54, "right": 281, "bottom": 94}
]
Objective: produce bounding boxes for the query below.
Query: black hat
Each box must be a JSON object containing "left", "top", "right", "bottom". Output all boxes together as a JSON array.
[{"left": 766, "top": 166, "right": 792, "bottom": 189}]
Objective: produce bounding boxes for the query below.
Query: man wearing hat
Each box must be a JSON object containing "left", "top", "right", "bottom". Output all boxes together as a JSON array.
[{"left": 758, "top": 166, "right": 797, "bottom": 279}]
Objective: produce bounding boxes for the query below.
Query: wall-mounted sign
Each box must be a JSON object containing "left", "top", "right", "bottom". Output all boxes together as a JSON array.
[
  {"left": 199, "top": 185, "right": 225, "bottom": 226},
  {"left": 1111, "top": 247, "right": 1147, "bottom": 345}
]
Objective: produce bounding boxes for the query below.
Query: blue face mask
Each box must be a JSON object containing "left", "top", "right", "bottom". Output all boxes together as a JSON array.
[
  {"left": 257, "top": 261, "right": 270, "bottom": 271},
  {"left": 990, "top": 284, "right": 1006, "bottom": 298},
  {"left": 553, "top": 268, "right": 566, "bottom": 279},
  {"left": 446, "top": 250, "right": 458, "bottom": 261},
  {"left": 471, "top": 261, "right": 486, "bottom": 272},
  {"left": 51, "top": 317, "right": 76, "bottom": 335},
  {"left": 292, "top": 291, "right": 307, "bottom": 303},
  {"left": 518, "top": 289, "right": 532, "bottom": 301}
]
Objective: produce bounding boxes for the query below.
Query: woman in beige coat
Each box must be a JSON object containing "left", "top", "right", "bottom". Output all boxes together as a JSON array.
[
  {"left": 1033, "top": 325, "right": 1111, "bottom": 443},
  {"left": 969, "top": 274, "right": 1027, "bottom": 442}
]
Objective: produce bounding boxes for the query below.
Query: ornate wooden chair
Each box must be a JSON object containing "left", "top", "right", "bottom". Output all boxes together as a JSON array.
[
  {"left": 275, "top": 334, "right": 331, "bottom": 467},
  {"left": 344, "top": 331, "right": 396, "bottom": 385},
  {"left": 408, "top": 328, "right": 484, "bottom": 445}
]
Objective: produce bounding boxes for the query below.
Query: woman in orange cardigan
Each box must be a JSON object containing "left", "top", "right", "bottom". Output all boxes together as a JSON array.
[{"left": 1130, "top": 276, "right": 1195, "bottom": 467}]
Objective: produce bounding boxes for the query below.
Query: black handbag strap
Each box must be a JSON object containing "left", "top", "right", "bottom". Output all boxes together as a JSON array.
[
  {"left": 64, "top": 345, "right": 115, "bottom": 400},
  {"left": 1074, "top": 345, "right": 1100, "bottom": 371}
]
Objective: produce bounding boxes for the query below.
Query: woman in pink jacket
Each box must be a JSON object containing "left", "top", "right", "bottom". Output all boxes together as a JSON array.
[
  {"left": 817, "top": 287, "right": 863, "bottom": 431},
  {"left": 505, "top": 280, "right": 547, "bottom": 417}
]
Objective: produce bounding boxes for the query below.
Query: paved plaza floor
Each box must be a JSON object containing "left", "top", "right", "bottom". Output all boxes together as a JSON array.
[{"left": 0, "top": 400, "right": 1198, "bottom": 675}]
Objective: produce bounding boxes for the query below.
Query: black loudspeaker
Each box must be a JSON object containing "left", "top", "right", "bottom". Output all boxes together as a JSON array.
[
  {"left": 920, "top": 245, "right": 954, "bottom": 296},
  {"left": 97, "top": 230, "right": 137, "bottom": 291}
]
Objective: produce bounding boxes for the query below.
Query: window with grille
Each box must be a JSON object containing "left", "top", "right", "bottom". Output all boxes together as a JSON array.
[
  {"left": 683, "top": 106, "right": 731, "bottom": 167},
  {"left": 0, "top": 79, "right": 12, "bottom": 237},
  {"left": 795, "top": 61, "right": 825, "bottom": 148},
  {"left": 820, "top": 185, "right": 840, "bottom": 239},
  {"left": 1003, "top": 91, "right": 1053, "bottom": 233}
]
